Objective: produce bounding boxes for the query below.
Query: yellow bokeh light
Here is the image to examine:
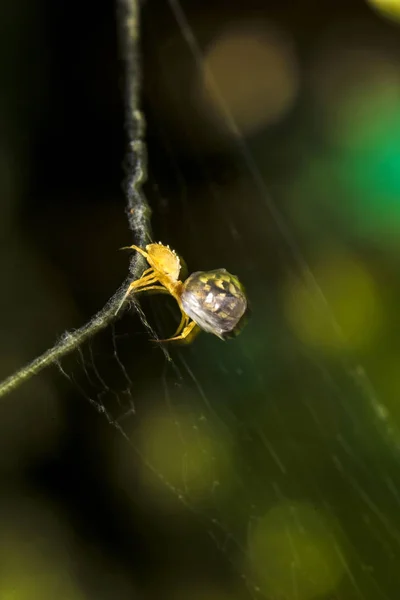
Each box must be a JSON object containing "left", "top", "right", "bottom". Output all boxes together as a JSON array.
[
  {"left": 164, "top": 582, "right": 241, "bottom": 600},
  {"left": 248, "top": 502, "right": 346, "bottom": 600},
  {"left": 367, "top": 0, "right": 400, "bottom": 22},
  {"left": 133, "top": 405, "right": 233, "bottom": 506},
  {"left": 197, "top": 22, "right": 298, "bottom": 136},
  {"left": 283, "top": 251, "right": 381, "bottom": 351},
  {"left": 0, "top": 495, "right": 84, "bottom": 600}
]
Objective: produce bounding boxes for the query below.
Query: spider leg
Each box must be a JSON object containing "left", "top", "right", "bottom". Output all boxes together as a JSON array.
[
  {"left": 120, "top": 245, "right": 154, "bottom": 285},
  {"left": 115, "top": 274, "right": 158, "bottom": 315},
  {"left": 120, "top": 244, "right": 149, "bottom": 260},
  {"left": 132, "top": 285, "right": 167, "bottom": 294},
  {"left": 154, "top": 320, "right": 197, "bottom": 343},
  {"left": 128, "top": 274, "right": 158, "bottom": 290},
  {"left": 120, "top": 246, "right": 152, "bottom": 277},
  {"left": 171, "top": 309, "right": 189, "bottom": 338}
]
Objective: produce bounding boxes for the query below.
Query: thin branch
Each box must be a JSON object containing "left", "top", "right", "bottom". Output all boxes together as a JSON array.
[
  {"left": 0, "top": 281, "right": 133, "bottom": 399},
  {"left": 117, "top": 0, "right": 152, "bottom": 248},
  {"left": 0, "top": 0, "right": 153, "bottom": 400}
]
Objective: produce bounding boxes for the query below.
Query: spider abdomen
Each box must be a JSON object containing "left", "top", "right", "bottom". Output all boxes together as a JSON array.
[{"left": 180, "top": 269, "right": 248, "bottom": 339}]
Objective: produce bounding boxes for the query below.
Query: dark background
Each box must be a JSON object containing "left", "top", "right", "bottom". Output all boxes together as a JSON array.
[{"left": 2, "top": 0, "right": 400, "bottom": 598}]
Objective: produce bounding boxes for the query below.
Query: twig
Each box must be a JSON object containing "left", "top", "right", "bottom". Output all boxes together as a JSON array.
[
  {"left": 117, "top": 0, "right": 152, "bottom": 249},
  {"left": 0, "top": 0, "right": 152, "bottom": 399},
  {"left": 0, "top": 281, "right": 133, "bottom": 399}
]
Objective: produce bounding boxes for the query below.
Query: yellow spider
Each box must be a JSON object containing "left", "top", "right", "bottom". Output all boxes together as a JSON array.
[{"left": 117, "top": 242, "right": 248, "bottom": 342}]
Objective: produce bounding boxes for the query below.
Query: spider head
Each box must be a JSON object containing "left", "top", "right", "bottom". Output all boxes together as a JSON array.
[{"left": 146, "top": 243, "right": 181, "bottom": 281}]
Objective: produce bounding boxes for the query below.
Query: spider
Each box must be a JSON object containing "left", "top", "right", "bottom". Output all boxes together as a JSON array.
[{"left": 117, "top": 242, "right": 248, "bottom": 342}]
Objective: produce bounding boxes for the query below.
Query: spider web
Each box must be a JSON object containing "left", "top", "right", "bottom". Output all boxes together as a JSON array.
[{"left": 54, "top": 2, "right": 400, "bottom": 599}]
